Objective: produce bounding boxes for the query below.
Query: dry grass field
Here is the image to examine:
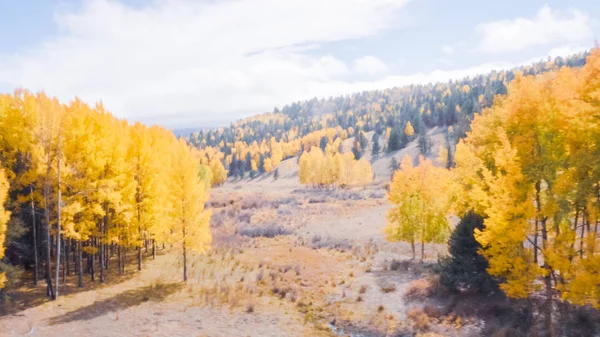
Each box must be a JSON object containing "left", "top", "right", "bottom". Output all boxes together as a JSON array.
[{"left": 1, "top": 170, "right": 484, "bottom": 337}]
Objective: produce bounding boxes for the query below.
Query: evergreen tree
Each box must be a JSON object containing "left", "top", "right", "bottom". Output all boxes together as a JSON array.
[
  {"left": 372, "top": 134, "right": 380, "bottom": 158},
  {"left": 389, "top": 157, "right": 400, "bottom": 175},
  {"left": 319, "top": 136, "right": 328, "bottom": 151},
  {"left": 245, "top": 152, "right": 252, "bottom": 171},
  {"left": 418, "top": 131, "right": 432, "bottom": 156},
  {"left": 351, "top": 139, "right": 362, "bottom": 160},
  {"left": 438, "top": 212, "right": 498, "bottom": 293},
  {"left": 258, "top": 154, "right": 265, "bottom": 173},
  {"left": 387, "top": 129, "right": 400, "bottom": 152}
]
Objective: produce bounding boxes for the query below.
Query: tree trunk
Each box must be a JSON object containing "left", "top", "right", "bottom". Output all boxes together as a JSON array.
[
  {"left": 55, "top": 161, "right": 62, "bottom": 298},
  {"left": 44, "top": 183, "right": 55, "bottom": 300},
  {"left": 62, "top": 239, "right": 66, "bottom": 284},
  {"left": 118, "top": 245, "right": 122, "bottom": 275},
  {"left": 410, "top": 240, "right": 415, "bottom": 260},
  {"left": 65, "top": 238, "right": 70, "bottom": 275},
  {"left": 77, "top": 240, "right": 83, "bottom": 288},
  {"left": 183, "top": 225, "right": 187, "bottom": 282},
  {"left": 580, "top": 210, "right": 586, "bottom": 257},
  {"left": 541, "top": 216, "right": 554, "bottom": 336},
  {"left": 90, "top": 239, "right": 95, "bottom": 281},
  {"left": 99, "top": 218, "right": 105, "bottom": 283},
  {"left": 152, "top": 240, "right": 156, "bottom": 260},
  {"left": 137, "top": 246, "right": 142, "bottom": 271},
  {"left": 31, "top": 186, "right": 39, "bottom": 285},
  {"left": 421, "top": 241, "right": 425, "bottom": 261}
]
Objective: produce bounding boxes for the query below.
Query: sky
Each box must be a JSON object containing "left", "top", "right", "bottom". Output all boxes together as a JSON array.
[{"left": 0, "top": 0, "right": 598, "bottom": 129}]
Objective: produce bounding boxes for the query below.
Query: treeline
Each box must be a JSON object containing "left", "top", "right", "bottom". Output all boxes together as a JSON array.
[
  {"left": 187, "top": 52, "right": 589, "bottom": 178},
  {"left": 0, "top": 91, "right": 212, "bottom": 299},
  {"left": 386, "top": 49, "right": 600, "bottom": 334}
]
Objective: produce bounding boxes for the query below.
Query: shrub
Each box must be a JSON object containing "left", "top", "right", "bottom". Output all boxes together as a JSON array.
[
  {"left": 310, "top": 235, "right": 353, "bottom": 251},
  {"left": 368, "top": 190, "right": 386, "bottom": 199},
  {"left": 380, "top": 283, "right": 397, "bottom": 293},
  {"left": 278, "top": 197, "right": 299, "bottom": 205},
  {"left": 390, "top": 259, "right": 409, "bottom": 271},
  {"left": 404, "top": 279, "right": 434, "bottom": 302},
  {"left": 237, "top": 210, "right": 252, "bottom": 223},
  {"left": 276, "top": 208, "right": 293, "bottom": 216},
  {"left": 308, "top": 196, "right": 328, "bottom": 204},
  {"left": 239, "top": 224, "right": 293, "bottom": 238},
  {"left": 210, "top": 210, "right": 228, "bottom": 227},
  {"left": 407, "top": 307, "right": 430, "bottom": 331}
]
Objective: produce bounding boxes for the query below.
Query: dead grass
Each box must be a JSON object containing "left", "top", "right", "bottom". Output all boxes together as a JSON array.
[{"left": 404, "top": 278, "right": 437, "bottom": 302}]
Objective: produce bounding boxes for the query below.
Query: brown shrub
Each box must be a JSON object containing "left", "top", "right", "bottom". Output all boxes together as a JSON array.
[
  {"left": 380, "top": 283, "right": 397, "bottom": 294},
  {"left": 404, "top": 278, "right": 433, "bottom": 302},
  {"left": 407, "top": 307, "right": 431, "bottom": 331}
]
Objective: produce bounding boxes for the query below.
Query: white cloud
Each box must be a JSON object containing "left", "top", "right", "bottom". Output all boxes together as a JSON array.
[
  {"left": 0, "top": 0, "right": 412, "bottom": 128},
  {"left": 353, "top": 55, "right": 389, "bottom": 75},
  {"left": 547, "top": 44, "right": 589, "bottom": 58},
  {"left": 476, "top": 5, "right": 593, "bottom": 53},
  {"left": 441, "top": 45, "right": 454, "bottom": 54}
]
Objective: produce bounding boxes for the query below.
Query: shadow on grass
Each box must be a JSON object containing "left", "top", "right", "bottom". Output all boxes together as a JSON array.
[
  {"left": 47, "top": 282, "right": 183, "bottom": 326},
  {"left": 1, "top": 250, "right": 169, "bottom": 316}
]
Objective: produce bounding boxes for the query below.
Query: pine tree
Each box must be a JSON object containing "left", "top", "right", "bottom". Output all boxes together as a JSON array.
[
  {"left": 418, "top": 131, "right": 432, "bottom": 156},
  {"left": 372, "top": 134, "right": 380, "bottom": 158},
  {"left": 439, "top": 212, "right": 498, "bottom": 293},
  {"left": 319, "top": 136, "right": 328, "bottom": 151},
  {"left": 351, "top": 139, "right": 362, "bottom": 160},
  {"left": 389, "top": 157, "right": 399, "bottom": 175},
  {"left": 387, "top": 129, "right": 400, "bottom": 152}
]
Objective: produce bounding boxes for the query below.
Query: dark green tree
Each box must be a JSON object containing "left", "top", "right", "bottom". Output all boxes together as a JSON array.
[
  {"left": 372, "top": 134, "right": 380, "bottom": 158},
  {"left": 418, "top": 131, "right": 432, "bottom": 156},
  {"left": 351, "top": 139, "right": 362, "bottom": 160},
  {"left": 438, "top": 212, "right": 498, "bottom": 294},
  {"left": 319, "top": 136, "right": 328, "bottom": 151},
  {"left": 389, "top": 157, "right": 399, "bottom": 175},
  {"left": 387, "top": 129, "right": 400, "bottom": 153}
]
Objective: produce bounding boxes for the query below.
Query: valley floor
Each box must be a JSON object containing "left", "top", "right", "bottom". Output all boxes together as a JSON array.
[{"left": 1, "top": 177, "right": 478, "bottom": 337}]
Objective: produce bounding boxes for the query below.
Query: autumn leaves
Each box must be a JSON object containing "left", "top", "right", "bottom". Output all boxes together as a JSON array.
[
  {"left": 385, "top": 49, "right": 600, "bottom": 332},
  {"left": 0, "top": 91, "right": 212, "bottom": 295},
  {"left": 385, "top": 155, "right": 453, "bottom": 260}
]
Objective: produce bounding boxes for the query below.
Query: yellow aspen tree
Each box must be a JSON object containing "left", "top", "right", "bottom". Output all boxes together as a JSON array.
[
  {"left": 128, "top": 123, "right": 162, "bottom": 271},
  {"left": 404, "top": 121, "right": 414, "bottom": 137},
  {"left": 171, "top": 139, "right": 212, "bottom": 281},
  {"left": 385, "top": 155, "right": 453, "bottom": 259},
  {"left": 263, "top": 158, "right": 273, "bottom": 174},
  {"left": 209, "top": 159, "right": 228, "bottom": 186}
]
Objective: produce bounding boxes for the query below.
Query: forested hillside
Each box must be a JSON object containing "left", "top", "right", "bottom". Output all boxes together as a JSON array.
[{"left": 188, "top": 52, "right": 589, "bottom": 179}]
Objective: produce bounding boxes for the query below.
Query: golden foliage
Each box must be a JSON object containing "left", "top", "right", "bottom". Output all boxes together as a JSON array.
[{"left": 299, "top": 148, "right": 372, "bottom": 188}]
